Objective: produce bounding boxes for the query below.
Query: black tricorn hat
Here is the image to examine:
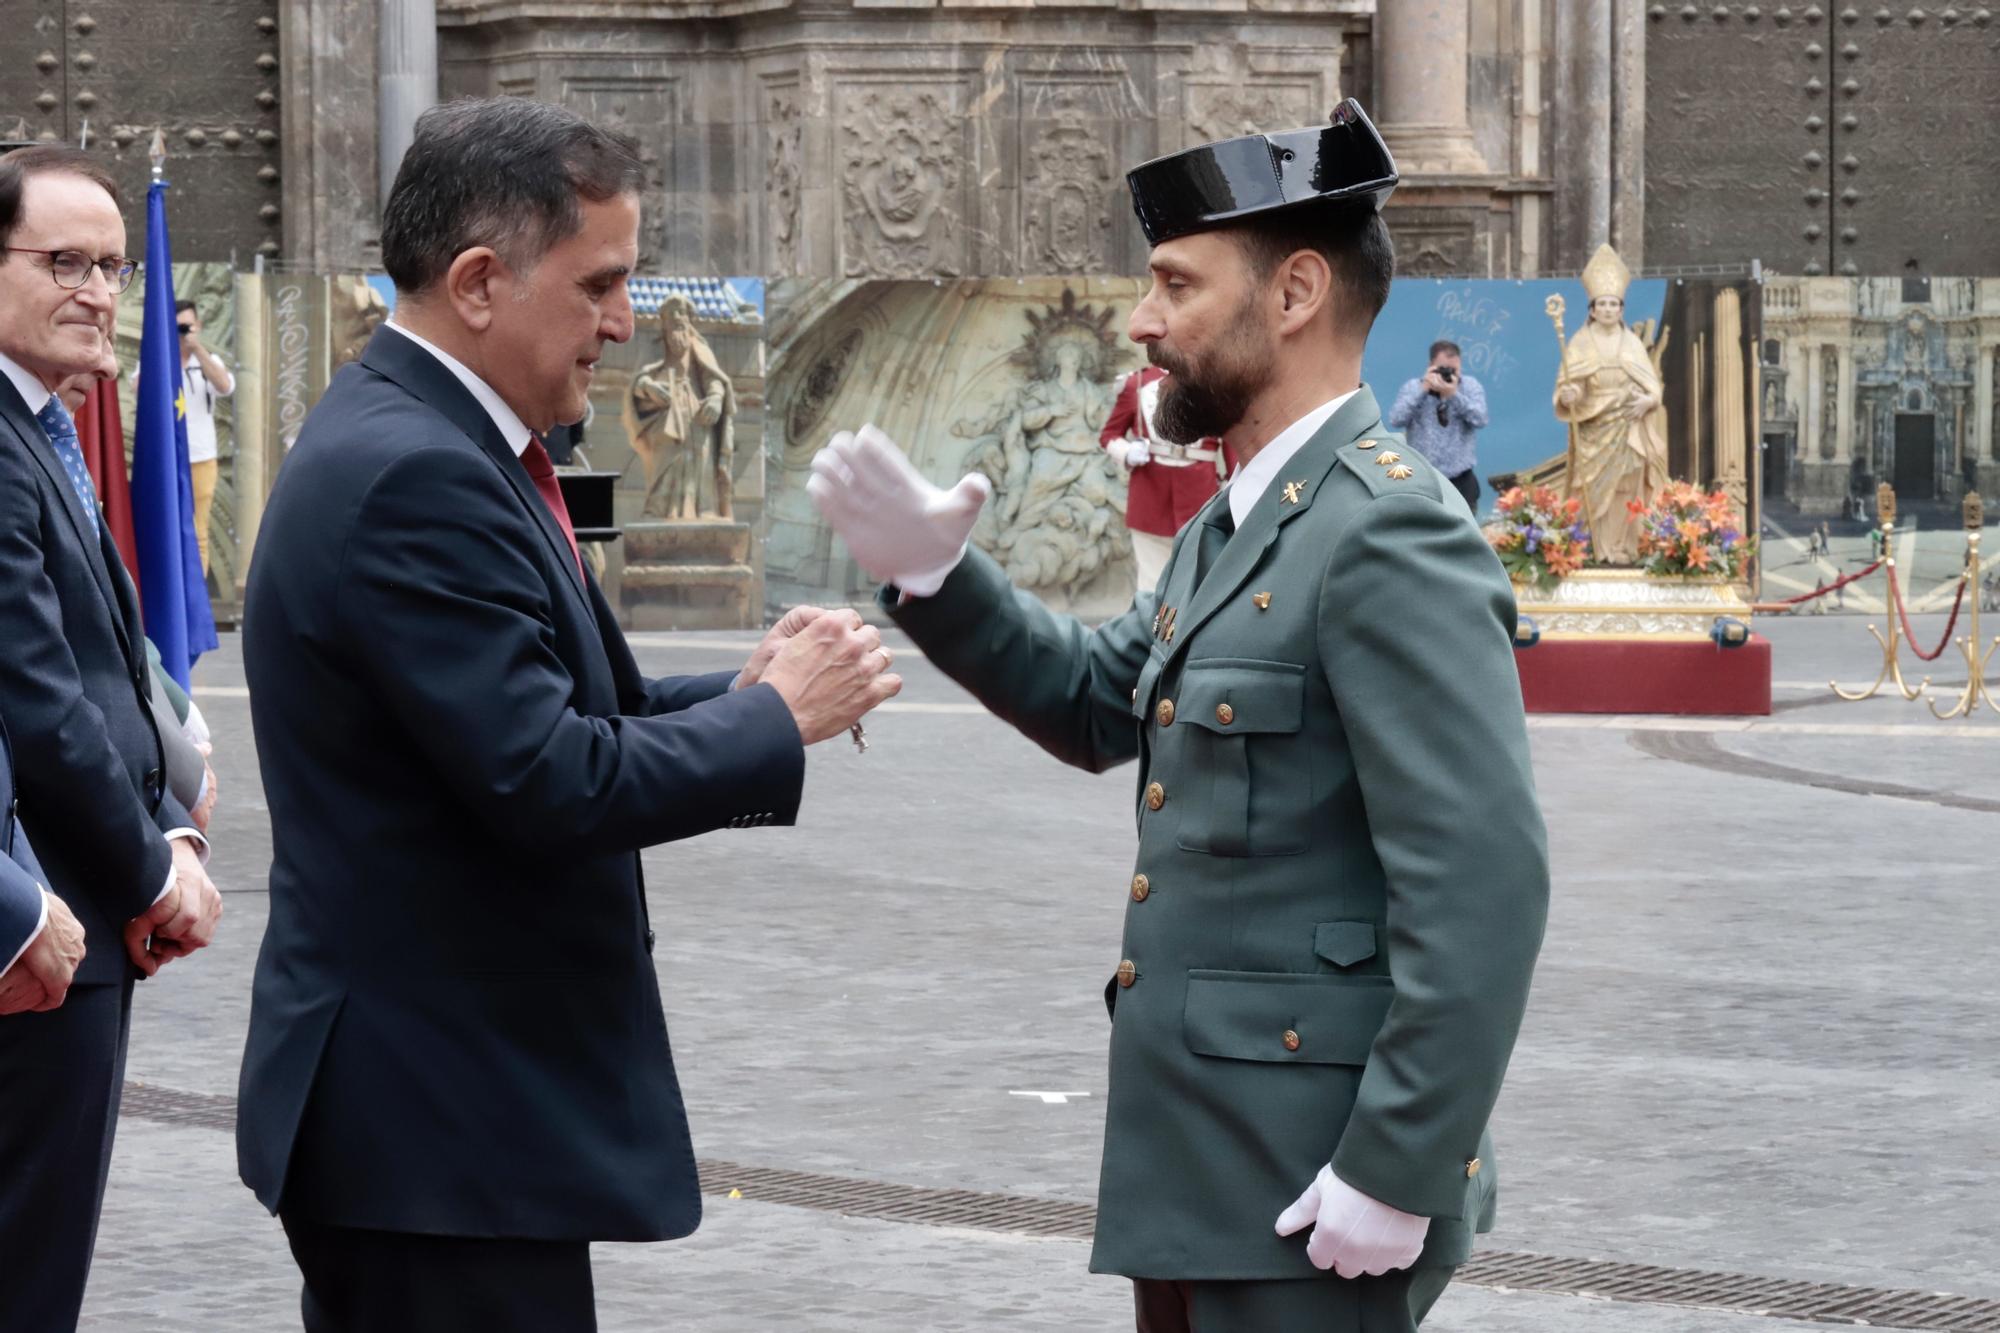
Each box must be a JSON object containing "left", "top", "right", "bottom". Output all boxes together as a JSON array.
[{"left": 1126, "top": 98, "right": 1398, "bottom": 246}]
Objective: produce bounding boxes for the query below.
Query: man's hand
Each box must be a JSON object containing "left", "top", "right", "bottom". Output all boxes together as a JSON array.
[
  {"left": 1424, "top": 368, "right": 1458, "bottom": 400},
  {"left": 123, "top": 839, "right": 223, "bottom": 976},
  {"left": 1273, "top": 1165, "right": 1430, "bottom": 1279},
  {"left": 759, "top": 609, "right": 902, "bottom": 744},
  {"left": 1122, "top": 440, "right": 1151, "bottom": 468},
  {"left": 0, "top": 891, "right": 86, "bottom": 1014},
  {"left": 738, "top": 605, "right": 830, "bottom": 690},
  {"left": 807, "top": 425, "right": 991, "bottom": 598}
]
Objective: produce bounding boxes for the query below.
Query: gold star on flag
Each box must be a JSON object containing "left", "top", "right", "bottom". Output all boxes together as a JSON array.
[{"left": 174, "top": 388, "right": 186, "bottom": 420}]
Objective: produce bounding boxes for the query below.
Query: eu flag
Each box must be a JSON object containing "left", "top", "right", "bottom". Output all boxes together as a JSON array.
[{"left": 131, "top": 178, "right": 218, "bottom": 689}]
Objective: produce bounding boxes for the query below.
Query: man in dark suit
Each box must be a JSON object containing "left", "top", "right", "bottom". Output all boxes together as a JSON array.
[
  {"left": 237, "top": 97, "right": 897, "bottom": 1333},
  {"left": 0, "top": 145, "right": 226, "bottom": 1332},
  {"left": 0, "top": 714, "right": 87, "bottom": 1016}
]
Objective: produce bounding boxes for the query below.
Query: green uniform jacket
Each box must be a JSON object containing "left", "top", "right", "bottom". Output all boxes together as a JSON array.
[{"left": 884, "top": 387, "right": 1549, "bottom": 1280}]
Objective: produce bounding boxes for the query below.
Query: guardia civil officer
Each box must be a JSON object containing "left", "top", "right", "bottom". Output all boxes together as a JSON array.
[{"left": 808, "top": 101, "right": 1548, "bottom": 1331}]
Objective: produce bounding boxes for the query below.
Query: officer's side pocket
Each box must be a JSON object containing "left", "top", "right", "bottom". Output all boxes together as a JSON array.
[
  {"left": 1172, "top": 659, "right": 1307, "bottom": 856},
  {"left": 1182, "top": 970, "right": 1393, "bottom": 1064}
]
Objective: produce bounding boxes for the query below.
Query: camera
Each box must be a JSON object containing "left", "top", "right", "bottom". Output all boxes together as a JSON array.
[
  {"left": 1432, "top": 364, "right": 1457, "bottom": 383},
  {"left": 176, "top": 321, "right": 194, "bottom": 337}
]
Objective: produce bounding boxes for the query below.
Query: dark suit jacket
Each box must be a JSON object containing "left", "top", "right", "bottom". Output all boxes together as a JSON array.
[
  {"left": 0, "top": 372, "right": 192, "bottom": 986},
  {"left": 0, "top": 715, "right": 47, "bottom": 970},
  {"left": 236, "top": 326, "right": 805, "bottom": 1241}
]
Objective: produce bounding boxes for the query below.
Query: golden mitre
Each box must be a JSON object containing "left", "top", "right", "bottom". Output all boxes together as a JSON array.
[{"left": 1581, "top": 242, "right": 1631, "bottom": 303}]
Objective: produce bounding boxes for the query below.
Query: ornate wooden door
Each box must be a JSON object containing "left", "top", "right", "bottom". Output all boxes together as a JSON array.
[
  {"left": 1, "top": 0, "right": 284, "bottom": 263},
  {"left": 1645, "top": 4, "right": 2000, "bottom": 275}
]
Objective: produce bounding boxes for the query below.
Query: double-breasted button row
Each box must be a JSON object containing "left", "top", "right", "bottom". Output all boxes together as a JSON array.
[
  {"left": 1145, "top": 782, "right": 1165, "bottom": 811},
  {"left": 727, "top": 812, "right": 776, "bottom": 828}
]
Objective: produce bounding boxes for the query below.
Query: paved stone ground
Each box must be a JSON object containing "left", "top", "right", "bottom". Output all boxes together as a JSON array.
[{"left": 79, "top": 610, "right": 2000, "bottom": 1331}]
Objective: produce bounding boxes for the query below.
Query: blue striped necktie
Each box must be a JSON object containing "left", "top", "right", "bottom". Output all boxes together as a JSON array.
[{"left": 35, "top": 397, "right": 102, "bottom": 543}]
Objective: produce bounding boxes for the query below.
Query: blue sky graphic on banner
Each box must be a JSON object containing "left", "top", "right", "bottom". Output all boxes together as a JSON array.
[{"left": 1361, "top": 277, "right": 1668, "bottom": 516}]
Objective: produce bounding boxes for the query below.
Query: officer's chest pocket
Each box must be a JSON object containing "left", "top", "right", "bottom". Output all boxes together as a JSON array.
[{"left": 1171, "top": 658, "right": 1309, "bottom": 857}]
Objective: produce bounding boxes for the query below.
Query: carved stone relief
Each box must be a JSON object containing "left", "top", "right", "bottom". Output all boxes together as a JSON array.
[
  {"left": 1022, "top": 87, "right": 1115, "bottom": 274},
  {"left": 1820, "top": 347, "right": 1839, "bottom": 460},
  {"left": 954, "top": 288, "right": 1130, "bottom": 604},
  {"left": 566, "top": 78, "right": 675, "bottom": 269},
  {"left": 1393, "top": 221, "right": 1478, "bottom": 278},
  {"left": 1992, "top": 349, "right": 2000, "bottom": 461},
  {"left": 839, "top": 86, "right": 961, "bottom": 278},
  {"left": 787, "top": 326, "right": 863, "bottom": 451},
  {"left": 766, "top": 86, "right": 803, "bottom": 276},
  {"left": 1186, "top": 82, "right": 1315, "bottom": 147}
]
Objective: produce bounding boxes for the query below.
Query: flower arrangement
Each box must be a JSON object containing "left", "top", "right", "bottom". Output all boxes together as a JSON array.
[
  {"left": 1488, "top": 485, "right": 1591, "bottom": 592},
  {"left": 1627, "top": 482, "right": 1756, "bottom": 579}
]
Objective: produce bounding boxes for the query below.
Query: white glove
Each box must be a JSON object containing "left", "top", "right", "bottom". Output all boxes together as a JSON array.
[
  {"left": 181, "top": 700, "right": 211, "bottom": 748},
  {"left": 807, "top": 424, "right": 992, "bottom": 598},
  {"left": 1122, "top": 439, "right": 1151, "bottom": 468},
  {"left": 1273, "top": 1165, "right": 1430, "bottom": 1279}
]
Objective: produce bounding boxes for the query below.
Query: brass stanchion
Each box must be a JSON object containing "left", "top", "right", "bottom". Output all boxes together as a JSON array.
[
  {"left": 1832, "top": 482, "right": 1927, "bottom": 701},
  {"left": 1929, "top": 493, "right": 1999, "bottom": 719}
]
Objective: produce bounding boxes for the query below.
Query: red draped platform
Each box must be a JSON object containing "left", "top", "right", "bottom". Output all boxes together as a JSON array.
[{"left": 1515, "top": 635, "right": 1772, "bottom": 716}]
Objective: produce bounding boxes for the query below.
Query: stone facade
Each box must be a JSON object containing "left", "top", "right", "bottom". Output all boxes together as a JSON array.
[{"left": 1761, "top": 278, "right": 2000, "bottom": 516}]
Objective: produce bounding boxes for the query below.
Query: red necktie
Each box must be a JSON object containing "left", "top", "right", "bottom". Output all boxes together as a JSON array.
[{"left": 521, "top": 436, "right": 585, "bottom": 580}]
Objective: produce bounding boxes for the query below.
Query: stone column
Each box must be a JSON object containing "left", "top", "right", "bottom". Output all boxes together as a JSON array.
[
  {"left": 1376, "top": 0, "right": 1489, "bottom": 175},
  {"left": 378, "top": 0, "right": 438, "bottom": 201}
]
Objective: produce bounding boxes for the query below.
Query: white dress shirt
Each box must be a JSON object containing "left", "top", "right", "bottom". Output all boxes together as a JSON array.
[
  {"left": 383, "top": 320, "right": 533, "bottom": 458},
  {"left": 0, "top": 350, "right": 197, "bottom": 968},
  {"left": 181, "top": 352, "right": 235, "bottom": 465},
  {"left": 1226, "top": 389, "right": 1358, "bottom": 529}
]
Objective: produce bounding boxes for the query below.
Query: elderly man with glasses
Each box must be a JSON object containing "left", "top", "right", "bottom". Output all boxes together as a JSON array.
[{"left": 0, "top": 144, "right": 223, "bottom": 1333}]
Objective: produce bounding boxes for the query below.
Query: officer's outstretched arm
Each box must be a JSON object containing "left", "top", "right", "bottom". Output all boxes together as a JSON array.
[
  {"left": 884, "top": 546, "right": 1153, "bottom": 774},
  {"left": 1316, "top": 490, "right": 1550, "bottom": 1221}
]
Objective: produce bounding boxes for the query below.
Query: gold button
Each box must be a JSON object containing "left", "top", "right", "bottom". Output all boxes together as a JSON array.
[
  {"left": 1282, "top": 1029, "right": 1301, "bottom": 1052},
  {"left": 1252, "top": 591, "right": 1272, "bottom": 610},
  {"left": 1130, "top": 873, "right": 1150, "bottom": 902},
  {"left": 1157, "top": 699, "right": 1175, "bottom": 727},
  {"left": 1466, "top": 1157, "right": 1482, "bottom": 1178},
  {"left": 1215, "top": 702, "right": 1234, "bottom": 726},
  {"left": 1116, "top": 959, "right": 1137, "bottom": 988},
  {"left": 1145, "top": 782, "right": 1165, "bottom": 811}
]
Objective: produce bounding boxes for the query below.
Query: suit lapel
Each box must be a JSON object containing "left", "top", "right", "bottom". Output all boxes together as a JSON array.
[
  {"left": 1159, "top": 388, "right": 1381, "bottom": 674},
  {"left": 357, "top": 328, "right": 590, "bottom": 610},
  {"left": 0, "top": 374, "right": 134, "bottom": 662}
]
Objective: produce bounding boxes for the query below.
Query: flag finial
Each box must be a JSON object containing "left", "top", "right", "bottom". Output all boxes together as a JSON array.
[{"left": 148, "top": 127, "right": 166, "bottom": 181}]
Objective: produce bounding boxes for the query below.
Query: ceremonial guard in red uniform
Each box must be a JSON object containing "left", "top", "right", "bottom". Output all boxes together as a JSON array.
[{"left": 1100, "top": 365, "right": 1229, "bottom": 593}]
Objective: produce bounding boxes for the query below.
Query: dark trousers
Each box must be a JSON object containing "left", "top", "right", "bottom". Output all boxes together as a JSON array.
[
  {"left": 1445, "top": 469, "right": 1480, "bottom": 512},
  {"left": 1133, "top": 1268, "right": 1456, "bottom": 1333},
  {"left": 0, "top": 978, "right": 133, "bottom": 1333},
  {"left": 281, "top": 1214, "right": 597, "bottom": 1333}
]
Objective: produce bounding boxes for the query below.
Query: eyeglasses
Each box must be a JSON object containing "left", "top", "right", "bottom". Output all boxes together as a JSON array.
[{"left": 4, "top": 248, "right": 139, "bottom": 293}]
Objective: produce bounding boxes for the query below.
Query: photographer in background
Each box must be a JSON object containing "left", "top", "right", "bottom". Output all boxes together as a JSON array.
[
  {"left": 1387, "top": 339, "right": 1488, "bottom": 512},
  {"left": 175, "top": 299, "right": 233, "bottom": 574}
]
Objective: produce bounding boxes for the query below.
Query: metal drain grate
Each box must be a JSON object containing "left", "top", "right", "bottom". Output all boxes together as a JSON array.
[
  {"left": 698, "top": 1160, "right": 1096, "bottom": 1240},
  {"left": 122, "top": 1081, "right": 2000, "bottom": 1328},
  {"left": 121, "top": 1081, "right": 239, "bottom": 1130},
  {"left": 1459, "top": 1250, "right": 2000, "bottom": 1330}
]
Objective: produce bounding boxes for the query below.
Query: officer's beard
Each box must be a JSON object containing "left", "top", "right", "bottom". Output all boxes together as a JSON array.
[{"left": 1148, "top": 298, "right": 1271, "bottom": 444}]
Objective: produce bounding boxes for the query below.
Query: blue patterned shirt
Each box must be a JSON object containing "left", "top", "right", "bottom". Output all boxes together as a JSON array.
[{"left": 1385, "top": 374, "right": 1488, "bottom": 479}]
